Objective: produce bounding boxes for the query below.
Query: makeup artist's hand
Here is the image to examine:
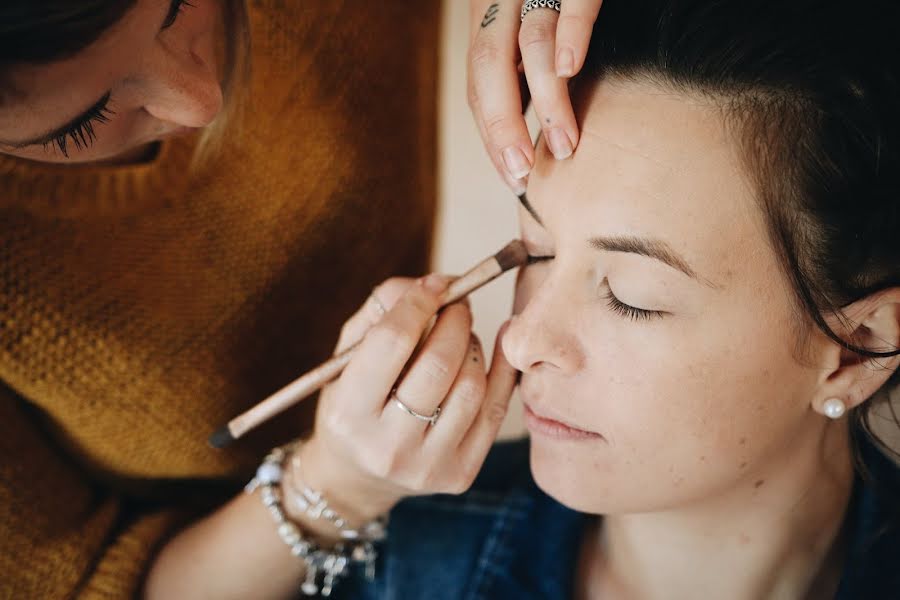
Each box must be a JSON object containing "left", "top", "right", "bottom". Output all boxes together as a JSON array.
[
  {"left": 298, "top": 274, "right": 519, "bottom": 526},
  {"left": 467, "top": 0, "right": 602, "bottom": 194}
]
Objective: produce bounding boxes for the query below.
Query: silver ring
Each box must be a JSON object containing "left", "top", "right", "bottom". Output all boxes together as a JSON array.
[
  {"left": 521, "top": 0, "right": 562, "bottom": 22},
  {"left": 389, "top": 390, "right": 441, "bottom": 427}
]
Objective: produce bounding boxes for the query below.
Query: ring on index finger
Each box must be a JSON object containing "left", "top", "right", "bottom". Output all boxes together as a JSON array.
[{"left": 521, "top": 0, "right": 562, "bottom": 22}]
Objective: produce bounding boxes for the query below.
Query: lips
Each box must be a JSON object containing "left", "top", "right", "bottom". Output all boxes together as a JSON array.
[
  {"left": 522, "top": 400, "right": 586, "bottom": 431},
  {"left": 523, "top": 402, "right": 602, "bottom": 440}
]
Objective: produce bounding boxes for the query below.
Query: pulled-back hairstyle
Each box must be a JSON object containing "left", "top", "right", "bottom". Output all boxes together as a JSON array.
[
  {"left": 0, "top": 0, "right": 251, "bottom": 163},
  {"left": 581, "top": 0, "right": 900, "bottom": 450}
]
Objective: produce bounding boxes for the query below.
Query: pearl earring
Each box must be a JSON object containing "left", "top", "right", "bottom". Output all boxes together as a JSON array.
[{"left": 823, "top": 398, "right": 847, "bottom": 419}]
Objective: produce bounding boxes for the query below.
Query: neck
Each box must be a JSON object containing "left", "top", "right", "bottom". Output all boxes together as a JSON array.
[{"left": 580, "top": 421, "right": 855, "bottom": 600}]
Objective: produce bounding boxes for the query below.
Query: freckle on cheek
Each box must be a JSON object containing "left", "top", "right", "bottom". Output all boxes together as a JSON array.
[
  {"left": 739, "top": 462, "right": 748, "bottom": 469},
  {"left": 739, "top": 437, "right": 747, "bottom": 445},
  {"left": 754, "top": 479, "right": 764, "bottom": 488}
]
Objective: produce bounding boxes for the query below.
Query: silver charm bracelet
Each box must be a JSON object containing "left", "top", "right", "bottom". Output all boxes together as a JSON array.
[{"left": 245, "top": 441, "right": 387, "bottom": 597}]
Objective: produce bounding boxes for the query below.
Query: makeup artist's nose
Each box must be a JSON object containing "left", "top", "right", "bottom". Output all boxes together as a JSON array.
[
  {"left": 142, "top": 31, "right": 223, "bottom": 128},
  {"left": 503, "top": 283, "right": 584, "bottom": 375}
]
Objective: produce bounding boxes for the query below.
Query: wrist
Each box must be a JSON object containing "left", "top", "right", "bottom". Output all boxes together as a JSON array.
[
  {"left": 293, "top": 438, "right": 399, "bottom": 526},
  {"left": 247, "top": 443, "right": 379, "bottom": 597}
]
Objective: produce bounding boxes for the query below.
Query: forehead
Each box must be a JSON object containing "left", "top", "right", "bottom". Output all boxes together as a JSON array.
[{"left": 528, "top": 78, "right": 772, "bottom": 286}]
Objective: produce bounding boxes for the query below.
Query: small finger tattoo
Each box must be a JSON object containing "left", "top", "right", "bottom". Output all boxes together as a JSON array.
[{"left": 481, "top": 3, "right": 500, "bottom": 28}]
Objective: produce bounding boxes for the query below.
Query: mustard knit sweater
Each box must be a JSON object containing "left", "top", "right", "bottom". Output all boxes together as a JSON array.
[{"left": 0, "top": 2, "right": 439, "bottom": 597}]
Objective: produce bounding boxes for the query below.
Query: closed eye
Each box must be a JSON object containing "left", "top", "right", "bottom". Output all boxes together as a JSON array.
[
  {"left": 601, "top": 280, "right": 666, "bottom": 322},
  {"left": 526, "top": 255, "right": 555, "bottom": 265}
]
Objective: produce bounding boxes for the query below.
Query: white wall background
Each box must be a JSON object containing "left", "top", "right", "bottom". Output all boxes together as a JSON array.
[{"left": 434, "top": 0, "right": 526, "bottom": 439}]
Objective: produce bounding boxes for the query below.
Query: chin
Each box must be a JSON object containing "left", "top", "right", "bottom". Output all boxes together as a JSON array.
[
  {"left": 528, "top": 441, "right": 679, "bottom": 516},
  {"left": 528, "top": 440, "right": 607, "bottom": 513}
]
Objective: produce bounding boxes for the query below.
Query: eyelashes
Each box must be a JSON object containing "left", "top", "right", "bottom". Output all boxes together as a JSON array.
[
  {"left": 46, "top": 94, "right": 115, "bottom": 158},
  {"left": 525, "top": 255, "right": 666, "bottom": 322},
  {"left": 601, "top": 288, "right": 665, "bottom": 322},
  {"left": 526, "top": 254, "right": 555, "bottom": 265},
  {"left": 43, "top": 0, "right": 195, "bottom": 157}
]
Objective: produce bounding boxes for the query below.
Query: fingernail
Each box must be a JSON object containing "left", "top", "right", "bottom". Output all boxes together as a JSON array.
[
  {"left": 556, "top": 47, "right": 575, "bottom": 78},
  {"left": 547, "top": 128, "right": 574, "bottom": 160},
  {"left": 421, "top": 273, "right": 447, "bottom": 294},
  {"left": 502, "top": 146, "right": 532, "bottom": 180}
]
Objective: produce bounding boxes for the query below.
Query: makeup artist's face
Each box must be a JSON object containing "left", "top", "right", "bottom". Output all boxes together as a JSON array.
[
  {"left": 0, "top": 0, "right": 222, "bottom": 164},
  {"left": 505, "top": 79, "right": 827, "bottom": 514}
]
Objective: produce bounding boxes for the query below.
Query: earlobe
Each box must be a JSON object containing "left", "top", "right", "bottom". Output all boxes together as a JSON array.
[{"left": 821, "top": 397, "right": 847, "bottom": 419}]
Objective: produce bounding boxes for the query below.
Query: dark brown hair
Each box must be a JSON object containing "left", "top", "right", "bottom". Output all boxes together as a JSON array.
[
  {"left": 0, "top": 1, "right": 135, "bottom": 64},
  {"left": 582, "top": 0, "right": 900, "bottom": 449}
]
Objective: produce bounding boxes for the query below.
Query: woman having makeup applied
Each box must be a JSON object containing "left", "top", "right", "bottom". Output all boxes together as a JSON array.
[{"left": 148, "top": 0, "right": 899, "bottom": 597}]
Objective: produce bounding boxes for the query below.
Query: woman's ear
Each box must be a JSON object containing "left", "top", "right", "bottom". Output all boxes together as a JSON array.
[{"left": 813, "top": 288, "right": 900, "bottom": 417}]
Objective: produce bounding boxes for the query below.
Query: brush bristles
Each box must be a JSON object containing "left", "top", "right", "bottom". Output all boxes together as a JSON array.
[
  {"left": 494, "top": 240, "right": 528, "bottom": 271},
  {"left": 208, "top": 426, "right": 236, "bottom": 449}
]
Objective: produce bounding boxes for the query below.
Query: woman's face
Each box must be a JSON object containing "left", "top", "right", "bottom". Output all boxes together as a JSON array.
[
  {"left": 0, "top": 0, "right": 222, "bottom": 164},
  {"left": 506, "top": 79, "right": 830, "bottom": 515}
]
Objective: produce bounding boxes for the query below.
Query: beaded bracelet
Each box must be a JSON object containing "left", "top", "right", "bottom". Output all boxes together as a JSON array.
[{"left": 245, "top": 441, "right": 386, "bottom": 597}]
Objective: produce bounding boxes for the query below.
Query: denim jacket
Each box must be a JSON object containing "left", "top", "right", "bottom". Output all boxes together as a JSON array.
[{"left": 334, "top": 433, "right": 900, "bottom": 599}]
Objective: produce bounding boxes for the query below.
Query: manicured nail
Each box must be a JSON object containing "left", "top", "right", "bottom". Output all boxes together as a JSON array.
[
  {"left": 421, "top": 273, "right": 447, "bottom": 293},
  {"left": 502, "top": 146, "right": 532, "bottom": 180},
  {"left": 547, "top": 127, "right": 574, "bottom": 160},
  {"left": 556, "top": 47, "right": 575, "bottom": 78}
]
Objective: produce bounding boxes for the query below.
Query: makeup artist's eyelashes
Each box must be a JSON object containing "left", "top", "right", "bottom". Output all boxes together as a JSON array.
[
  {"left": 45, "top": 94, "right": 115, "bottom": 158},
  {"left": 41, "top": 0, "right": 194, "bottom": 157}
]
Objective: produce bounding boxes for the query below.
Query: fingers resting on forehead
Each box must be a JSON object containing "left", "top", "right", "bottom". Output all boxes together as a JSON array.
[{"left": 468, "top": 0, "right": 603, "bottom": 192}]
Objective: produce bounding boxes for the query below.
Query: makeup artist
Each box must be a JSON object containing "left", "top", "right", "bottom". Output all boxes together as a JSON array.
[
  {"left": 0, "top": 0, "right": 599, "bottom": 597},
  {"left": 0, "top": 1, "right": 448, "bottom": 598}
]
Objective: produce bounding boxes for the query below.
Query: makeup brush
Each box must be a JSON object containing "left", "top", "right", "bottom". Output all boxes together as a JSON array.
[{"left": 209, "top": 239, "right": 528, "bottom": 448}]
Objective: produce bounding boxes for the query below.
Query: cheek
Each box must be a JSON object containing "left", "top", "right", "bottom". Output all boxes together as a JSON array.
[{"left": 531, "top": 296, "right": 815, "bottom": 513}]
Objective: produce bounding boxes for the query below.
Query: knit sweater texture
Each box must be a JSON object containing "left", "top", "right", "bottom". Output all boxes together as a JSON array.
[{"left": 0, "top": 1, "right": 439, "bottom": 597}]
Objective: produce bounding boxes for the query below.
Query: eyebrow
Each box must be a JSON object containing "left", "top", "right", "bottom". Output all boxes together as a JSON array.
[
  {"left": 519, "top": 193, "right": 716, "bottom": 286},
  {"left": 0, "top": 92, "right": 112, "bottom": 148},
  {"left": 589, "top": 236, "right": 700, "bottom": 280}
]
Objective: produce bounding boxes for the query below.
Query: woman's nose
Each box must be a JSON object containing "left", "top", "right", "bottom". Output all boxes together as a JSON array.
[
  {"left": 142, "top": 33, "right": 223, "bottom": 128},
  {"left": 502, "top": 282, "right": 585, "bottom": 375}
]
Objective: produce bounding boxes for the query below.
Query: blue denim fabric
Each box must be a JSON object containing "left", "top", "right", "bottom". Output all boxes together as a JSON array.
[{"left": 335, "top": 433, "right": 900, "bottom": 599}]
